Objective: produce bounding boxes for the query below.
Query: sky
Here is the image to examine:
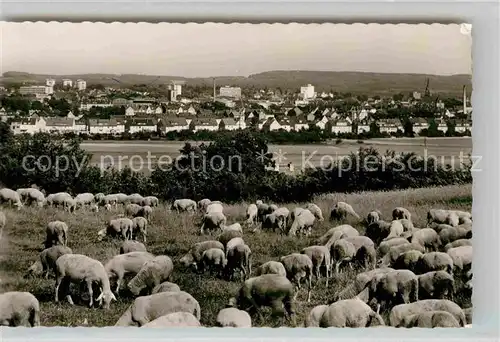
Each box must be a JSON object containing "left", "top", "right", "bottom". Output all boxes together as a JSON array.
[{"left": 0, "top": 22, "right": 472, "bottom": 77}]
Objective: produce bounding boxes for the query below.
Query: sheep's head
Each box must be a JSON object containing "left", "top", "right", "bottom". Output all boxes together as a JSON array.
[
  {"left": 26, "top": 260, "right": 43, "bottom": 277},
  {"left": 367, "top": 311, "right": 385, "bottom": 327},
  {"left": 227, "top": 297, "right": 237, "bottom": 308},
  {"left": 97, "top": 290, "right": 116, "bottom": 309},
  {"left": 179, "top": 253, "right": 194, "bottom": 267},
  {"left": 97, "top": 229, "right": 106, "bottom": 241}
]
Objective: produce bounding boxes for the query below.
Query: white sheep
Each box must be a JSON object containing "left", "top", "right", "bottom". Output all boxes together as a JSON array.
[
  {"left": 45, "top": 220, "right": 69, "bottom": 248},
  {"left": 216, "top": 307, "right": 252, "bottom": 327},
  {"left": 142, "top": 196, "right": 159, "bottom": 207},
  {"left": 331, "top": 239, "right": 357, "bottom": 274},
  {"left": 104, "top": 203, "right": 112, "bottom": 211},
  {"left": 125, "top": 203, "right": 142, "bottom": 217},
  {"left": 265, "top": 207, "right": 291, "bottom": 233},
  {"left": 245, "top": 204, "right": 258, "bottom": 226},
  {"left": 199, "top": 248, "right": 227, "bottom": 277},
  {"left": 389, "top": 299, "right": 466, "bottom": 327},
  {"left": 206, "top": 202, "right": 224, "bottom": 215},
  {"left": 355, "top": 267, "right": 395, "bottom": 294},
  {"left": 179, "top": 240, "right": 224, "bottom": 270},
  {"left": 171, "top": 198, "right": 197, "bottom": 213},
  {"left": 120, "top": 240, "right": 147, "bottom": 254},
  {"left": 439, "top": 226, "right": 469, "bottom": 245},
  {"left": 379, "top": 242, "right": 426, "bottom": 267},
  {"left": 418, "top": 271, "right": 455, "bottom": 301},
  {"left": 151, "top": 281, "right": 181, "bottom": 294},
  {"left": 17, "top": 188, "right": 45, "bottom": 207},
  {"left": 391, "top": 250, "right": 423, "bottom": 273},
  {"left": 417, "top": 252, "right": 454, "bottom": 275},
  {"left": 28, "top": 245, "right": 73, "bottom": 279},
  {"left": 319, "top": 224, "right": 359, "bottom": 246},
  {"left": 319, "top": 297, "right": 385, "bottom": 327},
  {"left": 376, "top": 237, "right": 409, "bottom": 257},
  {"left": 217, "top": 230, "right": 243, "bottom": 247},
  {"left": 137, "top": 205, "right": 153, "bottom": 220},
  {"left": 55, "top": 254, "right": 116, "bottom": 309},
  {"left": 115, "top": 193, "right": 129, "bottom": 206},
  {"left": 115, "top": 291, "right": 201, "bottom": 327},
  {"left": 451, "top": 210, "right": 472, "bottom": 224},
  {"left": 444, "top": 238, "right": 471, "bottom": 251},
  {"left": 410, "top": 228, "right": 441, "bottom": 252},
  {"left": 399, "top": 310, "right": 460, "bottom": 328},
  {"left": 366, "top": 210, "right": 382, "bottom": 225},
  {"left": 446, "top": 245, "right": 472, "bottom": 273},
  {"left": 0, "top": 291, "right": 40, "bottom": 327},
  {"left": 257, "top": 203, "right": 274, "bottom": 222},
  {"left": 225, "top": 237, "right": 245, "bottom": 253},
  {"left": 104, "top": 251, "right": 155, "bottom": 294},
  {"left": 383, "top": 220, "right": 405, "bottom": 241},
  {"left": 128, "top": 255, "right": 174, "bottom": 296},
  {"left": 427, "top": 209, "right": 452, "bottom": 225},
  {"left": 304, "top": 304, "right": 329, "bottom": 327},
  {"left": 197, "top": 198, "right": 212, "bottom": 212},
  {"left": 98, "top": 217, "right": 134, "bottom": 241},
  {"left": 301, "top": 245, "right": 331, "bottom": 287},
  {"left": 131, "top": 216, "right": 148, "bottom": 242},
  {"left": 367, "top": 269, "right": 419, "bottom": 312},
  {"left": 0, "top": 188, "right": 23, "bottom": 210},
  {"left": 392, "top": 207, "right": 412, "bottom": 221},
  {"left": 200, "top": 211, "right": 227, "bottom": 235},
  {"left": 74, "top": 193, "right": 95, "bottom": 209},
  {"left": 445, "top": 211, "right": 460, "bottom": 227},
  {"left": 221, "top": 223, "right": 243, "bottom": 233},
  {"left": 305, "top": 203, "right": 324, "bottom": 221},
  {"left": 225, "top": 243, "right": 252, "bottom": 281},
  {"left": 127, "top": 193, "right": 145, "bottom": 205},
  {"left": 280, "top": 253, "right": 313, "bottom": 302},
  {"left": 254, "top": 261, "right": 287, "bottom": 277},
  {"left": 330, "top": 202, "right": 361, "bottom": 221},
  {"left": 288, "top": 209, "right": 315, "bottom": 237},
  {"left": 141, "top": 312, "right": 201, "bottom": 327},
  {"left": 101, "top": 194, "right": 118, "bottom": 207}
]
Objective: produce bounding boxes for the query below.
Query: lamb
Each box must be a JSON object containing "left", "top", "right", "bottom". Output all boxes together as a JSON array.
[
  {"left": 379, "top": 243, "right": 425, "bottom": 267},
  {"left": 417, "top": 271, "right": 455, "bottom": 300},
  {"left": 128, "top": 255, "right": 174, "bottom": 296},
  {"left": 280, "top": 253, "right": 313, "bottom": 302},
  {"left": 410, "top": 228, "right": 441, "bottom": 252},
  {"left": 141, "top": 312, "right": 201, "bottom": 327},
  {"left": 152, "top": 281, "right": 181, "bottom": 294},
  {"left": 200, "top": 211, "right": 227, "bottom": 235},
  {"left": 305, "top": 203, "right": 324, "bottom": 221},
  {"left": 197, "top": 198, "right": 212, "bottom": 212},
  {"left": 398, "top": 310, "right": 460, "bottom": 328},
  {"left": 74, "top": 193, "right": 95, "bottom": 209},
  {"left": 199, "top": 248, "right": 227, "bottom": 277},
  {"left": 392, "top": 207, "right": 412, "bottom": 221},
  {"left": 446, "top": 245, "right": 472, "bottom": 273},
  {"left": 98, "top": 217, "right": 134, "bottom": 241},
  {"left": 28, "top": 245, "right": 73, "bottom": 279},
  {"left": 228, "top": 274, "right": 296, "bottom": 325},
  {"left": 367, "top": 269, "right": 419, "bottom": 312},
  {"left": 55, "top": 254, "right": 116, "bottom": 309},
  {"left": 120, "top": 240, "right": 147, "bottom": 254},
  {"left": 217, "top": 230, "right": 243, "bottom": 246},
  {"left": 389, "top": 299, "right": 466, "bottom": 327},
  {"left": 304, "top": 304, "right": 329, "bottom": 327},
  {"left": 416, "top": 252, "right": 454, "bottom": 275},
  {"left": 330, "top": 202, "right": 361, "bottom": 221},
  {"left": 45, "top": 220, "right": 69, "bottom": 248},
  {"left": 245, "top": 203, "right": 258, "bottom": 226},
  {"left": 0, "top": 291, "right": 40, "bottom": 327},
  {"left": 301, "top": 245, "right": 331, "bottom": 287},
  {"left": 254, "top": 261, "right": 287, "bottom": 277},
  {"left": 206, "top": 202, "right": 224, "bottom": 215},
  {"left": 125, "top": 203, "right": 142, "bottom": 217},
  {"left": 115, "top": 291, "right": 201, "bottom": 327},
  {"left": 376, "top": 237, "right": 409, "bottom": 257},
  {"left": 131, "top": 216, "right": 148, "bottom": 242},
  {"left": 216, "top": 307, "right": 252, "bottom": 327},
  {"left": 391, "top": 250, "right": 424, "bottom": 273},
  {"left": 17, "top": 188, "right": 45, "bottom": 207},
  {"left": 104, "top": 251, "right": 155, "bottom": 294},
  {"left": 444, "top": 239, "right": 471, "bottom": 252},
  {"left": 319, "top": 298, "right": 385, "bottom": 328},
  {"left": 142, "top": 196, "right": 159, "bottom": 207},
  {"left": 0, "top": 188, "right": 23, "bottom": 210},
  {"left": 179, "top": 240, "right": 224, "bottom": 270},
  {"left": 225, "top": 243, "right": 252, "bottom": 281},
  {"left": 366, "top": 210, "right": 382, "bottom": 225},
  {"left": 319, "top": 224, "right": 359, "bottom": 245},
  {"left": 171, "top": 199, "right": 197, "bottom": 213},
  {"left": 221, "top": 223, "right": 243, "bottom": 233},
  {"left": 288, "top": 209, "right": 315, "bottom": 237}
]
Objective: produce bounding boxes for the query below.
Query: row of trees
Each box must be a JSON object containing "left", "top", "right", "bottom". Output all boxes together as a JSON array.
[{"left": 0, "top": 123, "right": 472, "bottom": 203}]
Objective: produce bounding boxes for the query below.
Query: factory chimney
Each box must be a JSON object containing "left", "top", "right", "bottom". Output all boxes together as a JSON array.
[
  {"left": 213, "top": 78, "right": 216, "bottom": 102},
  {"left": 463, "top": 85, "right": 467, "bottom": 115}
]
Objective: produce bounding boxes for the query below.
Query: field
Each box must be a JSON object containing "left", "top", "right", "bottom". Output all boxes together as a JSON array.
[
  {"left": 81, "top": 137, "right": 473, "bottom": 174},
  {"left": 0, "top": 184, "right": 472, "bottom": 327}
]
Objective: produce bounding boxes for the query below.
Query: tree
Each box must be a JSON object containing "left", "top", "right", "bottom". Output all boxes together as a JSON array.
[{"left": 403, "top": 120, "right": 414, "bottom": 137}]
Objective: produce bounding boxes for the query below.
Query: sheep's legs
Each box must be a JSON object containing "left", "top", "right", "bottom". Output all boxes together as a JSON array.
[
  {"left": 55, "top": 276, "right": 63, "bottom": 302},
  {"left": 87, "top": 279, "right": 94, "bottom": 307}
]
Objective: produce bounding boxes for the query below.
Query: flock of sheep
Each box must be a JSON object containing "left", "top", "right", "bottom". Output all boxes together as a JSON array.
[{"left": 0, "top": 186, "right": 472, "bottom": 328}]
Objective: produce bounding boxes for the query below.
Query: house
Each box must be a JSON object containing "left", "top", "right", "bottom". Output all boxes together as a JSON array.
[
  {"left": 44, "top": 117, "right": 75, "bottom": 134},
  {"left": 190, "top": 118, "right": 219, "bottom": 132},
  {"left": 329, "top": 119, "right": 353, "bottom": 134},
  {"left": 88, "top": 118, "right": 125, "bottom": 135},
  {"left": 74, "top": 119, "right": 88, "bottom": 134},
  {"left": 10, "top": 117, "right": 46, "bottom": 135},
  {"left": 162, "top": 118, "right": 191, "bottom": 133},
  {"left": 125, "top": 106, "right": 135, "bottom": 116},
  {"left": 455, "top": 120, "right": 472, "bottom": 133},
  {"left": 315, "top": 116, "right": 330, "bottom": 130},
  {"left": 411, "top": 118, "right": 430, "bottom": 135},
  {"left": 307, "top": 112, "right": 316, "bottom": 122},
  {"left": 261, "top": 118, "right": 282, "bottom": 132},
  {"left": 379, "top": 119, "right": 403, "bottom": 134},
  {"left": 357, "top": 120, "right": 371, "bottom": 134},
  {"left": 292, "top": 118, "right": 309, "bottom": 131},
  {"left": 154, "top": 106, "right": 163, "bottom": 115},
  {"left": 436, "top": 119, "right": 448, "bottom": 133},
  {"left": 80, "top": 103, "right": 113, "bottom": 111},
  {"left": 187, "top": 105, "right": 197, "bottom": 116},
  {"left": 276, "top": 118, "right": 292, "bottom": 132},
  {"left": 129, "top": 119, "right": 157, "bottom": 133},
  {"left": 219, "top": 118, "right": 239, "bottom": 131}
]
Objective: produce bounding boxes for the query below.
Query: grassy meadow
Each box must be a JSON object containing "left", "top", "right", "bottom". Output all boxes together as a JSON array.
[{"left": 0, "top": 184, "right": 472, "bottom": 327}]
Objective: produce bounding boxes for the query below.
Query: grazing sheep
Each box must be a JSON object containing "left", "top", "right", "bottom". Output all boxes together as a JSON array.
[
  {"left": 216, "top": 307, "right": 252, "bottom": 327},
  {"left": 225, "top": 237, "right": 245, "bottom": 253},
  {"left": 445, "top": 211, "right": 460, "bottom": 227},
  {"left": 254, "top": 261, "right": 287, "bottom": 277},
  {"left": 379, "top": 243, "right": 425, "bottom": 267},
  {"left": 104, "top": 203, "right": 112, "bottom": 211},
  {"left": 452, "top": 210, "right": 472, "bottom": 224},
  {"left": 127, "top": 193, "right": 145, "bottom": 205},
  {"left": 141, "top": 312, "right": 201, "bottom": 328},
  {"left": 355, "top": 267, "right": 395, "bottom": 294},
  {"left": 271, "top": 207, "right": 291, "bottom": 233},
  {"left": 104, "top": 251, "right": 155, "bottom": 294},
  {"left": 304, "top": 304, "right": 329, "bottom": 327},
  {"left": 115, "top": 193, "right": 129, "bottom": 206},
  {"left": 392, "top": 207, "right": 412, "bottom": 221},
  {"left": 376, "top": 237, "right": 409, "bottom": 257},
  {"left": 389, "top": 299, "right": 466, "bottom": 327},
  {"left": 245, "top": 204, "right": 258, "bottom": 226},
  {"left": 398, "top": 219, "right": 415, "bottom": 232},
  {"left": 269, "top": 204, "right": 278, "bottom": 211},
  {"left": 280, "top": 253, "right": 313, "bottom": 302},
  {"left": 331, "top": 239, "right": 356, "bottom": 274},
  {"left": 115, "top": 291, "right": 201, "bottom": 327},
  {"left": 438, "top": 226, "right": 469, "bottom": 245},
  {"left": 171, "top": 199, "right": 197, "bottom": 213},
  {"left": 288, "top": 209, "right": 315, "bottom": 237},
  {"left": 399, "top": 310, "right": 460, "bottom": 328},
  {"left": 151, "top": 281, "right": 181, "bottom": 294},
  {"left": 55, "top": 254, "right": 116, "bottom": 309},
  {"left": 0, "top": 188, "right": 23, "bottom": 210},
  {"left": 120, "top": 240, "right": 147, "bottom": 254},
  {"left": 221, "top": 223, "right": 243, "bottom": 233},
  {"left": 226, "top": 244, "right": 252, "bottom": 281},
  {"left": 319, "top": 224, "right": 359, "bottom": 246},
  {"left": 197, "top": 198, "right": 212, "bottom": 212},
  {"left": 444, "top": 239, "right": 471, "bottom": 251},
  {"left": 330, "top": 202, "right": 361, "bottom": 221},
  {"left": 427, "top": 209, "right": 452, "bottom": 225},
  {"left": 446, "top": 245, "right": 472, "bottom": 273},
  {"left": 342, "top": 236, "right": 376, "bottom": 269},
  {"left": 74, "top": 193, "right": 95, "bottom": 209},
  {"left": 199, "top": 248, "right": 227, "bottom": 277},
  {"left": 366, "top": 210, "right": 382, "bottom": 225},
  {"left": 256, "top": 203, "right": 274, "bottom": 222},
  {"left": 179, "top": 240, "right": 224, "bottom": 270},
  {"left": 417, "top": 252, "right": 454, "bottom": 275},
  {"left": 128, "top": 255, "right": 174, "bottom": 296},
  {"left": 206, "top": 202, "right": 224, "bottom": 215},
  {"left": 142, "top": 196, "right": 159, "bottom": 207},
  {"left": 305, "top": 203, "right": 324, "bottom": 221},
  {"left": 365, "top": 220, "right": 393, "bottom": 245},
  {"left": 301, "top": 245, "right": 331, "bottom": 287},
  {"left": 392, "top": 250, "right": 424, "bottom": 273},
  {"left": 45, "top": 220, "right": 69, "bottom": 248},
  {"left": 218, "top": 230, "right": 243, "bottom": 247},
  {"left": 200, "top": 211, "right": 227, "bottom": 235},
  {"left": 410, "top": 228, "right": 441, "bottom": 252},
  {"left": 383, "top": 220, "right": 405, "bottom": 241},
  {"left": 131, "top": 217, "right": 148, "bottom": 242},
  {"left": 125, "top": 203, "right": 142, "bottom": 217},
  {"left": 429, "top": 223, "right": 454, "bottom": 233},
  {"left": 417, "top": 271, "right": 455, "bottom": 300},
  {"left": 17, "top": 188, "right": 45, "bottom": 207},
  {"left": 0, "top": 291, "right": 40, "bottom": 327},
  {"left": 28, "top": 245, "right": 73, "bottom": 279},
  {"left": 288, "top": 207, "right": 305, "bottom": 224},
  {"left": 319, "top": 298, "right": 385, "bottom": 328},
  {"left": 98, "top": 218, "right": 134, "bottom": 241},
  {"left": 261, "top": 212, "right": 280, "bottom": 232},
  {"left": 367, "top": 269, "right": 419, "bottom": 312},
  {"left": 136, "top": 205, "right": 153, "bottom": 220},
  {"left": 228, "top": 274, "right": 296, "bottom": 325}
]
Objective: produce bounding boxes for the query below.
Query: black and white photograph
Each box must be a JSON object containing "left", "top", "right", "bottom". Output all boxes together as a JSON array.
[{"left": 0, "top": 22, "right": 474, "bottom": 329}]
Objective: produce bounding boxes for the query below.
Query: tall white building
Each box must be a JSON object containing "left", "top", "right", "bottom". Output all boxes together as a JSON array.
[
  {"left": 19, "top": 86, "right": 53, "bottom": 99},
  {"left": 62, "top": 79, "right": 73, "bottom": 87},
  {"left": 219, "top": 86, "right": 242, "bottom": 99},
  {"left": 46, "top": 78, "right": 56, "bottom": 87},
  {"left": 76, "top": 79, "right": 87, "bottom": 91},
  {"left": 174, "top": 84, "right": 182, "bottom": 96},
  {"left": 300, "top": 84, "right": 315, "bottom": 100}
]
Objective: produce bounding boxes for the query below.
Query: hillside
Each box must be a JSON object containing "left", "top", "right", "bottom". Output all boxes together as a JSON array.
[{"left": 1, "top": 70, "right": 472, "bottom": 96}]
